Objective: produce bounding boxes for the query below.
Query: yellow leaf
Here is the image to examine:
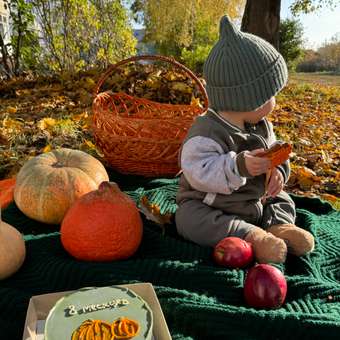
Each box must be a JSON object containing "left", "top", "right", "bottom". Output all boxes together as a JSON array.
[
  {"left": 81, "top": 124, "right": 90, "bottom": 130},
  {"left": 43, "top": 144, "right": 52, "bottom": 153},
  {"left": 295, "top": 166, "right": 321, "bottom": 190},
  {"left": 277, "top": 116, "right": 295, "bottom": 123},
  {"left": 171, "top": 82, "right": 192, "bottom": 94},
  {"left": 7, "top": 106, "right": 17, "bottom": 114},
  {"left": 2, "top": 117, "right": 23, "bottom": 130},
  {"left": 320, "top": 149, "right": 332, "bottom": 164},
  {"left": 83, "top": 140, "right": 103, "bottom": 157},
  {"left": 139, "top": 196, "right": 172, "bottom": 225},
  {"left": 84, "top": 140, "right": 96, "bottom": 149},
  {"left": 190, "top": 97, "right": 202, "bottom": 107},
  {"left": 72, "top": 112, "right": 88, "bottom": 122},
  {"left": 145, "top": 77, "right": 162, "bottom": 89},
  {"left": 164, "top": 71, "right": 177, "bottom": 81},
  {"left": 38, "top": 118, "right": 56, "bottom": 130},
  {"left": 96, "top": 48, "right": 105, "bottom": 60},
  {"left": 148, "top": 70, "right": 162, "bottom": 79},
  {"left": 335, "top": 171, "right": 340, "bottom": 181}
]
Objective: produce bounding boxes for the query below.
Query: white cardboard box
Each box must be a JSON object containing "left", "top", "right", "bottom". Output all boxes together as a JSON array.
[{"left": 22, "top": 282, "right": 172, "bottom": 340}]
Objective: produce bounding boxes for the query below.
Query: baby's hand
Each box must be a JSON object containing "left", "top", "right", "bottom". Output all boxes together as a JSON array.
[
  {"left": 244, "top": 149, "right": 271, "bottom": 176},
  {"left": 266, "top": 167, "right": 284, "bottom": 197}
]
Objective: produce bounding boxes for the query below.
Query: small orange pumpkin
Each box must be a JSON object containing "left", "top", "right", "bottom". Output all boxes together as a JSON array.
[
  {"left": 14, "top": 148, "right": 109, "bottom": 224},
  {"left": 0, "top": 178, "right": 16, "bottom": 209},
  {"left": 60, "top": 182, "right": 143, "bottom": 261}
]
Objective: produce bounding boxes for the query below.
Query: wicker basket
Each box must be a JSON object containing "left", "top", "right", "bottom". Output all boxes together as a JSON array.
[{"left": 92, "top": 55, "right": 208, "bottom": 177}]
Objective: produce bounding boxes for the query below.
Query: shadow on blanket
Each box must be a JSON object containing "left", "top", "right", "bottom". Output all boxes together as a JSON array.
[{"left": 0, "top": 173, "right": 339, "bottom": 340}]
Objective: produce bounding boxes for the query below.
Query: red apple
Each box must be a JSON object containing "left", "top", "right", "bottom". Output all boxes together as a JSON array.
[
  {"left": 244, "top": 264, "right": 287, "bottom": 309},
  {"left": 213, "top": 237, "right": 254, "bottom": 268}
]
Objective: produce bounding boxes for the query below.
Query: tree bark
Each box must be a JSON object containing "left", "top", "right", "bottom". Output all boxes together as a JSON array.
[
  {"left": 0, "top": 34, "right": 13, "bottom": 79},
  {"left": 14, "top": 9, "right": 22, "bottom": 76},
  {"left": 241, "top": 0, "right": 281, "bottom": 49}
]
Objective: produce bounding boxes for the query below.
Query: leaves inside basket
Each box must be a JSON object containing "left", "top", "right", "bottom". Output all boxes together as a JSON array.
[{"left": 100, "top": 62, "right": 205, "bottom": 106}]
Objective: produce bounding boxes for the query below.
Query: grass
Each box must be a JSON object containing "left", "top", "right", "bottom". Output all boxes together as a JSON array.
[{"left": 290, "top": 72, "right": 340, "bottom": 86}]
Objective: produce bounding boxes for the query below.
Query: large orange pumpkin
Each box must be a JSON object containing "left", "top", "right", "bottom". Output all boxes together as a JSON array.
[
  {"left": 60, "top": 181, "right": 143, "bottom": 261},
  {"left": 14, "top": 148, "right": 109, "bottom": 224}
]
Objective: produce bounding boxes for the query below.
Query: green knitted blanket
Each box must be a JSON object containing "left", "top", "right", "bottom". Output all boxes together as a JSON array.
[{"left": 0, "top": 172, "right": 339, "bottom": 340}]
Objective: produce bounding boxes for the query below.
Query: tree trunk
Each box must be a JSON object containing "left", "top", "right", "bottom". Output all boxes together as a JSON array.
[
  {"left": 14, "top": 10, "right": 22, "bottom": 76},
  {"left": 0, "top": 34, "right": 13, "bottom": 79},
  {"left": 241, "top": 0, "right": 281, "bottom": 50}
]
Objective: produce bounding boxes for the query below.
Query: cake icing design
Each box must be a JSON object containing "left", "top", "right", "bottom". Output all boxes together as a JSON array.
[
  {"left": 44, "top": 286, "right": 153, "bottom": 340},
  {"left": 71, "top": 320, "right": 112, "bottom": 339},
  {"left": 71, "top": 318, "right": 140, "bottom": 339}
]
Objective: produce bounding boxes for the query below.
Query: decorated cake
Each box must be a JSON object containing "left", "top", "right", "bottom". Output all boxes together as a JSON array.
[{"left": 44, "top": 286, "right": 153, "bottom": 340}]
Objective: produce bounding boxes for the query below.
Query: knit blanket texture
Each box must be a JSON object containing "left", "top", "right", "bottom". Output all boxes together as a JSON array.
[{"left": 0, "top": 172, "right": 339, "bottom": 340}]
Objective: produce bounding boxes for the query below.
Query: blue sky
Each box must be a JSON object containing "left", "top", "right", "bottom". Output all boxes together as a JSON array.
[
  {"left": 131, "top": 1, "right": 340, "bottom": 50},
  {"left": 281, "top": 0, "right": 340, "bottom": 49}
]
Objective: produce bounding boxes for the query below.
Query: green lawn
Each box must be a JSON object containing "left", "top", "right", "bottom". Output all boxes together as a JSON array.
[{"left": 290, "top": 72, "right": 340, "bottom": 86}]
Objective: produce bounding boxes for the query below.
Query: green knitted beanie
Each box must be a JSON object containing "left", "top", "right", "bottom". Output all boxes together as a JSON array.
[{"left": 203, "top": 15, "right": 288, "bottom": 112}]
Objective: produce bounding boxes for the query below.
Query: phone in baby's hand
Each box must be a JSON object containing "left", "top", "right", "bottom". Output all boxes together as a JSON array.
[{"left": 257, "top": 141, "right": 292, "bottom": 168}]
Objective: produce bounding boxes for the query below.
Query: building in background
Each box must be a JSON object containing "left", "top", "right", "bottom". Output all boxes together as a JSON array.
[
  {"left": 0, "top": 0, "right": 10, "bottom": 45},
  {"left": 133, "top": 29, "right": 155, "bottom": 55}
]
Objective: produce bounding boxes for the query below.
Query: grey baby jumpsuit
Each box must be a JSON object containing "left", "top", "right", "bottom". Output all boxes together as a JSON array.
[{"left": 175, "top": 108, "right": 296, "bottom": 247}]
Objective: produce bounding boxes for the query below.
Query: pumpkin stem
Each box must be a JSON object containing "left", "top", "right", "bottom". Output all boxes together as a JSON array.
[
  {"left": 52, "top": 162, "right": 64, "bottom": 168},
  {"left": 98, "top": 181, "right": 120, "bottom": 193}
]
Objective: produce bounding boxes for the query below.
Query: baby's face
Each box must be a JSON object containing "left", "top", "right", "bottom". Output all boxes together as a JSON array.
[{"left": 244, "top": 97, "right": 276, "bottom": 124}]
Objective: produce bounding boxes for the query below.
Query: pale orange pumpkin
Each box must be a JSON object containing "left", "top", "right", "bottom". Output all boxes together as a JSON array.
[
  {"left": 0, "top": 208, "right": 26, "bottom": 279},
  {"left": 14, "top": 148, "right": 109, "bottom": 224},
  {"left": 60, "top": 181, "right": 143, "bottom": 261}
]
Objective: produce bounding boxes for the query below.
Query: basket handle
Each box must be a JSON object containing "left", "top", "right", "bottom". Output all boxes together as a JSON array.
[{"left": 94, "top": 54, "right": 209, "bottom": 110}]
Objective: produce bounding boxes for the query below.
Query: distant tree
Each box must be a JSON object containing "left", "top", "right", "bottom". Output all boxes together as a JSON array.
[
  {"left": 31, "top": 0, "right": 137, "bottom": 73},
  {"left": 290, "top": 0, "right": 338, "bottom": 14},
  {"left": 130, "top": 0, "right": 245, "bottom": 72},
  {"left": 317, "top": 34, "right": 340, "bottom": 71},
  {"left": 241, "top": 0, "right": 338, "bottom": 49},
  {"left": 279, "top": 18, "right": 304, "bottom": 71},
  {"left": 296, "top": 49, "right": 322, "bottom": 72},
  {"left": 0, "top": 0, "right": 40, "bottom": 78},
  {"left": 297, "top": 34, "right": 340, "bottom": 72}
]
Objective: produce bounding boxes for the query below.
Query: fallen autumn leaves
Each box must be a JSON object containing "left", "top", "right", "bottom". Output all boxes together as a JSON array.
[
  {"left": 271, "top": 83, "right": 339, "bottom": 207},
  {"left": 0, "top": 73, "right": 339, "bottom": 209}
]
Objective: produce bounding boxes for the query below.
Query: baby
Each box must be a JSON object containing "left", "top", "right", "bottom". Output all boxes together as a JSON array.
[{"left": 175, "top": 15, "right": 315, "bottom": 264}]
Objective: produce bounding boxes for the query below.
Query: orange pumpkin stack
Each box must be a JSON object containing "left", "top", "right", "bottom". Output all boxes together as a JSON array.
[{"left": 61, "top": 181, "right": 143, "bottom": 261}]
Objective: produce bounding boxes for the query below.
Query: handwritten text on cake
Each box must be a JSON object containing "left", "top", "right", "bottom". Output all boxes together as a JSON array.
[{"left": 64, "top": 299, "right": 130, "bottom": 317}]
